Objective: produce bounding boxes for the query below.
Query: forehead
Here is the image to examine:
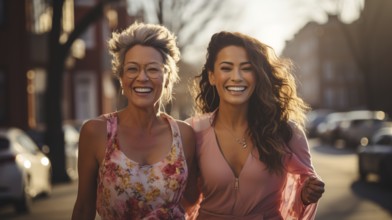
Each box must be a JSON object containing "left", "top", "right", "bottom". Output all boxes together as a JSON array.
[
  {"left": 124, "top": 45, "right": 163, "bottom": 64},
  {"left": 216, "top": 46, "right": 249, "bottom": 64}
]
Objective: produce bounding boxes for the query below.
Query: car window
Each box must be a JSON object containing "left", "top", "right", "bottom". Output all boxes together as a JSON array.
[
  {"left": 16, "top": 134, "right": 39, "bottom": 154},
  {"left": 0, "top": 137, "right": 10, "bottom": 150},
  {"left": 375, "top": 135, "right": 392, "bottom": 146}
]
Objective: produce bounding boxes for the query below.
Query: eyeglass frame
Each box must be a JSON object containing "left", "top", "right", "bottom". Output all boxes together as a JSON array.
[{"left": 122, "top": 62, "right": 167, "bottom": 79}]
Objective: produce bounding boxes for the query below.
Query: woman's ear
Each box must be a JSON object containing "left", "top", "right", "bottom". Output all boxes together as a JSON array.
[{"left": 208, "top": 71, "right": 215, "bottom": 86}]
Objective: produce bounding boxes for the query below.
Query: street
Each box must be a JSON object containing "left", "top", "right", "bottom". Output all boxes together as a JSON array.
[
  {"left": 1, "top": 139, "right": 391, "bottom": 220},
  {"left": 310, "top": 139, "right": 392, "bottom": 220}
]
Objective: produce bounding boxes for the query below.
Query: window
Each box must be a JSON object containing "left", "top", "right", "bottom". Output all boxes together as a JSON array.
[
  {"left": 25, "top": 0, "right": 74, "bottom": 34},
  {"left": 375, "top": 135, "right": 392, "bottom": 146},
  {"left": 16, "top": 133, "right": 38, "bottom": 154},
  {"left": 27, "top": 68, "right": 47, "bottom": 128}
]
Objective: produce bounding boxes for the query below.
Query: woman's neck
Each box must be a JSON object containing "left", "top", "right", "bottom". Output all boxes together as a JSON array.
[
  {"left": 118, "top": 107, "right": 162, "bottom": 131},
  {"left": 215, "top": 105, "right": 248, "bottom": 129}
]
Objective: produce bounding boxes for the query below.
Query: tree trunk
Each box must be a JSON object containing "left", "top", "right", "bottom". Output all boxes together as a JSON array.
[
  {"left": 44, "top": 0, "right": 119, "bottom": 183},
  {"left": 45, "top": 0, "right": 69, "bottom": 183}
]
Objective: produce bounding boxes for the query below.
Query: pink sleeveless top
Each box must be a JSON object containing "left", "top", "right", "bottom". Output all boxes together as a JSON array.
[
  {"left": 186, "top": 112, "right": 319, "bottom": 220},
  {"left": 96, "top": 112, "right": 188, "bottom": 220}
]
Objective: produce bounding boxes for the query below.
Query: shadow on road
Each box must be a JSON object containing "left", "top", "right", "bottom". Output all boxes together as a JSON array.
[{"left": 351, "top": 180, "right": 392, "bottom": 214}]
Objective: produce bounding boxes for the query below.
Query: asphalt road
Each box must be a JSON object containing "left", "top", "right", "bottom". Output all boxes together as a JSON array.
[{"left": 1, "top": 139, "right": 391, "bottom": 220}]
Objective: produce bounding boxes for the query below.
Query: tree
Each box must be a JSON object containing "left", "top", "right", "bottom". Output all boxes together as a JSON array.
[
  {"left": 127, "top": 0, "right": 244, "bottom": 53},
  {"left": 45, "top": 0, "right": 121, "bottom": 183}
]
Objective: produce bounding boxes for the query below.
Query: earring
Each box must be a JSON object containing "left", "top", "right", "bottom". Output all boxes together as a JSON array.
[{"left": 121, "top": 88, "right": 124, "bottom": 95}]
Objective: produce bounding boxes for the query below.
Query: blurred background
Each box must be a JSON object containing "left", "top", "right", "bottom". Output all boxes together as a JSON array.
[{"left": 1, "top": 0, "right": 392, "bottom": 219}]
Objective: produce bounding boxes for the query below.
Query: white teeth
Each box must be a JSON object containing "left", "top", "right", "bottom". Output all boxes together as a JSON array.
[
  {"left": 226, "top": 86, "right": 245, "bottom": 92},
  {"left": 134, "top": 87, "right": 152, "bottom": 93}
]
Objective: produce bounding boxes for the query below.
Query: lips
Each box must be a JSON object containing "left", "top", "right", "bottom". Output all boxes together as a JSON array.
[{"left": 133, "top": 87, "right": 152, "bottom": 93}]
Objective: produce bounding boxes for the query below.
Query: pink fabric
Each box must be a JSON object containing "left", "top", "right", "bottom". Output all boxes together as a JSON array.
[
  {"left": 96, "top": 112, "right": 188, "bottom": 220},
  {"left": 186, "top": 113, "right": 319, "bottom": 220}
]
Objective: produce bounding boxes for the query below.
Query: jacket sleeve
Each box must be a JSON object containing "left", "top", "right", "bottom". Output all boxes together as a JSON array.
[{"left": 279, "top": 124, "right": 319, "bottom": 220}]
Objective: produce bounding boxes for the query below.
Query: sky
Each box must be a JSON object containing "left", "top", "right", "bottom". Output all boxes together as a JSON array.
[
  {"left": 127, "top": 0, "right": 364, "bottom": 64},
  {"left": 237, "top": 0, "right": 363, "bottom": 54}
]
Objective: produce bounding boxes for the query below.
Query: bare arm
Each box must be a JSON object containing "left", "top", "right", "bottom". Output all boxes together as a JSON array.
[
  {"left": 72, "top": 118, "right": 106, "bottom": 220},
  {"left": 178, "top": 120, "right": 201, "bottom": 212}
]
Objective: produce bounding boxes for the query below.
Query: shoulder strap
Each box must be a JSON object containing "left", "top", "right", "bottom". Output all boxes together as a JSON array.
[{"left": 102, "top": 112, "right": 118, "bottom": 145}]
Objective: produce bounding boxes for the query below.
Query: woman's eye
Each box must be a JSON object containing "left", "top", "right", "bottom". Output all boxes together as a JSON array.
[
  {"left": 221, "top": 67, "right": 231, "bottom": 71},
  {"left": 242, "top": 67, "right": 253, "bottom": 72},
  {"left": 127, "top": 67, "right": 138, "bottom": 72},
  {"left": 147, "top": 68, "right": 159, "bottom": 72}
]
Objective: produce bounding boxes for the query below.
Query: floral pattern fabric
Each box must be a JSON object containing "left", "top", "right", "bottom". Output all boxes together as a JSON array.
[{"left": 96, "top": 112, "right": 188, "bottom": 220}]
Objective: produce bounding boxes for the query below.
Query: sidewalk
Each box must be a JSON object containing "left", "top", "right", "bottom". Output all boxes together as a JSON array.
[{"left": 0, "top": 181, "right": 80, "bottom": 220}]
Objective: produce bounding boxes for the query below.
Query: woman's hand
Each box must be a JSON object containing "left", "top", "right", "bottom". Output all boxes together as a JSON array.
[{"left": 301, "top": 176, "right": 325, "bottom": 205}]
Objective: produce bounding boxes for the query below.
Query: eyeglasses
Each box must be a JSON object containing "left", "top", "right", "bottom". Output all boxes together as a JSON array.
[{"left": 123, "top": 63, "right": 166, "bottom": 79}]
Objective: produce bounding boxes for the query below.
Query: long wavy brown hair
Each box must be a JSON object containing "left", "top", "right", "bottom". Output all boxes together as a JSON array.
[{"left": 192, "top": 31, "right": 309, "bottom": 174}]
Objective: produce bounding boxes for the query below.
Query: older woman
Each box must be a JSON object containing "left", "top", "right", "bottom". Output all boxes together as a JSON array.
[{"left": 72, "top": 22, "right": 195, "bottom": 220}]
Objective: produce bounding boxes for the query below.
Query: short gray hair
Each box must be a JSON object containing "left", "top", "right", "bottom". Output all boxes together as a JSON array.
[{"left": 108, "top": 21, "right": 180, "bottom": 105}]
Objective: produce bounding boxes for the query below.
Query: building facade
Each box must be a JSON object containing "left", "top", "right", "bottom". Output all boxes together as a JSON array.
[
  {"left": 282, "top": 0, "right": 392, "bottom": 115},
  {"left": 0, "top": 0, "right": 140, "bottom": 130}
]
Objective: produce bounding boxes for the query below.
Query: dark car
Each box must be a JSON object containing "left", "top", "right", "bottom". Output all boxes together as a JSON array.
[
  {"left": 357, "top": 127, "right": 392, "bottom": 185},
  {"left": 305, "top": 109, "right": 332, "bottom": 138},
  {"left": 316, "top": 112, "right": 346, "bottom": 145},
  {"left": 340, "top": 110, "right": 388, "bottom": 148}
]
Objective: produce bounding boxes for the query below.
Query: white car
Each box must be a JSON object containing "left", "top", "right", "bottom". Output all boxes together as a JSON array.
[
  {"left": 63, "top": 124, "right": 79, "bottom": 180},
  {"left": 0, "top": 127, "right": 52, "bottom": 213}
]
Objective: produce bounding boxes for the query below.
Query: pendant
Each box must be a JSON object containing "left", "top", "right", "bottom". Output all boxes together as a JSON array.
[
  {"left": 236, "top": 138, "right": 247, "bottom": 149},
  {"left": 242, "top": 142, "right": 247, "bottom": 149}
]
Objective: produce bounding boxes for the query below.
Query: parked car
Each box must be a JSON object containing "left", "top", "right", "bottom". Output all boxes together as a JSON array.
[
  {"left": 305, "top": 109, "right": 332, "bottom": 138},
  {"left": 26, "top": 123, "right": 80, "bottom": 181},
  {"left": 0, "top": 127, "right": 52, "bottom": 213},
  {"left": 340, "top": 110, "right": 388, "bottom": 148},
  {"left": 357, "top": 126, "right": 392, "bottom": 185},
  {"left": 63, "top": 123, "right": 79, "bottom": 180},
  {"left": 317, "top": 110, "right": 388, "bottom": 148},
  {"left": 316, "top": 111, "right": 346, "bottom": 145}
]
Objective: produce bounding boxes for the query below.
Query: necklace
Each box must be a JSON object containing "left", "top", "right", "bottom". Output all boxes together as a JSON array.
[
  {"left": 234, "top": 137, "right": 248, "bottom": 149},
  {"left": 219, "top": 122, "right": 248, "bottom": 149}
]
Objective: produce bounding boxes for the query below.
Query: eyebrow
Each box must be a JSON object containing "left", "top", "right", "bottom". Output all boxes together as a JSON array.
[
  {"left": 124, "top": 61, "right": 162, "bottom": 66},
  {"left": 219, "top": 61, "right": 251, "bottom": 66}
]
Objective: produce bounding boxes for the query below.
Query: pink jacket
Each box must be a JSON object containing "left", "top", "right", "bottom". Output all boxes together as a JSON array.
[{"left": 186, "top": 113, "right": 319, "bottom": 220}]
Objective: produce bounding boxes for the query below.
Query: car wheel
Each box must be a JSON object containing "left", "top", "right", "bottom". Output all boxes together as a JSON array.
[
  {"left": 14, "top": 183, "right": 32, "bottom": 214},
  {"left": 358, "top": 157, "right": 367, "bottom": 181},
  {"left": 379, "top": 161, "right": 392, "bottom": 186}
]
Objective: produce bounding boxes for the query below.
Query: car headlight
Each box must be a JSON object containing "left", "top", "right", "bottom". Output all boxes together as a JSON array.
[
  {"left": 360, "top": 137, "right": 369, "bottom": 146},
  {"left": 41, "top": 157, "right": 50, "bottom": 166}
]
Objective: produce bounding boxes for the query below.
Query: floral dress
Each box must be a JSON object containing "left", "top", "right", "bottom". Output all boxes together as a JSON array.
[{"left": 96, "top": 112, "right": 188, "bottom": 220}]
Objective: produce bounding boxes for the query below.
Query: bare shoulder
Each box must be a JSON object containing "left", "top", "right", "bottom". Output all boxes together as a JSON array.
[
  {"left": 176, "top": 119, "right": 195, "bottom": 139},
  {"left": 175, "top": 119, "right": 195, "bottom": 159},
  {"left": 78, "top": 116, "right": 108, "bottom": 164},
  {"left": 80, "top": 116, "right": 107, "bottom": 137}
]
